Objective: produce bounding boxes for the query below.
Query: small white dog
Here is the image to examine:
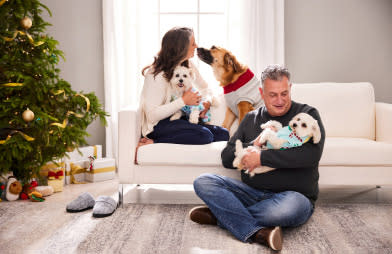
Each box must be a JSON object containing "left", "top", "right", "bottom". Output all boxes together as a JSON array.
[
  {"left": 168, "top": 65, "right": 212, "bottom": 124},
  {"left": 233, "top": 112, "right": 321, "bottom": 177}
]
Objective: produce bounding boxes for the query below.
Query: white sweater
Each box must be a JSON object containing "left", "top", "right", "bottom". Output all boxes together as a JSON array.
[{"left": 140, "top": 61, "right": 212, "bottom": 137}]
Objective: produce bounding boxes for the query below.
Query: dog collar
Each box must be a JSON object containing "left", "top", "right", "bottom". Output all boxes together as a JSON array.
[{"left": 223, "top": 69, "right": 254, "bottom": 94}]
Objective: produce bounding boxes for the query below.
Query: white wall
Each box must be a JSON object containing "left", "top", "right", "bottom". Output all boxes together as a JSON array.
[
  {"left": 285, "top": 0, "right": 392, "bottom": 103},
  {"left": 40, "top": 0, "right": 105, "bottom": 154},
  {"left": 37, "top": 0, "right": 392, "bottom": 155}
]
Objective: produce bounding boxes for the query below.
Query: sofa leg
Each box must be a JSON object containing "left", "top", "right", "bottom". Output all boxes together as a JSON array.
[{"left": 118, "top": 184, "right": 124, "bottom": 208}]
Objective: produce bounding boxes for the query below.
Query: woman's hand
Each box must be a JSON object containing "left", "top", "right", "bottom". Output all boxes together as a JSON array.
[
  {"left": 135, "top": 137, "right": 154, "bottom": 164},
  {"left": 199, "top": 101, "right": 211, "bottom": 119},
  {"left": 182, "top": 88, "right": 201, "bottom": 106}
]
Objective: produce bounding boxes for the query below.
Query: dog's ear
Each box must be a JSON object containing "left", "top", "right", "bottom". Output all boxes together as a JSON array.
[
  {"left": 224, "top": 53, "right": 244, "bottom": 73},
  {"left": 189, "top": 68, "right": 195, "bottom": 80},
  {"left": 224, "top": 53, "right": 233, "bottom": 68},
  {"left": 311, "top": 120, "right": 321, "bottom": 144}
]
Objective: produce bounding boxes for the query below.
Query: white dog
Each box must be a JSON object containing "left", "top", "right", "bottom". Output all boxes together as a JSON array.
[
  {"left": 168, "top": 65, "right": 212, "bottom": 124},
  {"left": 233, "top": 112, "right": 321, "bottom": 177}
]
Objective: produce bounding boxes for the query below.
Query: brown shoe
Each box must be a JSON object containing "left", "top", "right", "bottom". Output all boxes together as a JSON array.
[
  {"left": 252, "top": 226, "right": 283, "bottom": 251},
  {"left": 189, "top": 206, "right": 217, "bottom": 225}
]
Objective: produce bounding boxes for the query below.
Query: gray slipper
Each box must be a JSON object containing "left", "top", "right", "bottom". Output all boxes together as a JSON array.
[
  {"left": 92, "top": 196, "right": 118, "bottom": 218},
  {"left": 66, "top": 192, "right": 95, "bottom": 213}
]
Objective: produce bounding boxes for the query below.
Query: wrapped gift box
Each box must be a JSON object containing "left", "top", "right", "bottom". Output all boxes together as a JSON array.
[
  {"left": 48, "top": 179, "right": 63, "bottom": 192},
  {"left": 66, "top": 160, "right": 89, "bottom": 184},
  {"left": 65, "top": 145, "right": 102, "bottom": 162},
  {"left": 46, "top": 162, "right": 65, "bottom": 192},
  {"left": 40, "top": 161, "right": 65, "bottom": 186},
  {"left": 85, "top": 158, "right": 116, "bottom": 182},
  {"left": 40, "top": 161, "right": 65, "bottom": 177}
]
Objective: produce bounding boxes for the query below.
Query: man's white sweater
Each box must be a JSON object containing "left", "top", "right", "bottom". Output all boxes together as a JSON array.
[{"left": 140, "top": 61, "right": 212, "bottom": 137}]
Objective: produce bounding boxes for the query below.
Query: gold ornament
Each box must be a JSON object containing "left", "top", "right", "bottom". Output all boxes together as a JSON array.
[
  {"left": 66, "top": 146, "right": 75, "bottom": 152},
  {"left": 20, "top": 17, "right": 32, "bottom": 29},
  {"left": 22, "top": 108, "right": 35, "bottom": 122}
]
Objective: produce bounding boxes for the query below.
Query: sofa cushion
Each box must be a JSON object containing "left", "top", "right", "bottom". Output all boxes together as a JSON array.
[
  {"left": 137, "top": 141, "right": 227, "bottom": 167},
  {"left": 291, "top": 82, "right": 375, "bottom": 139},
  {"left": 137, "top": 137, "right": 392, "bottom": 168},
  {"left": 321, "top": 137, "right": 392, "bottom": 166}
]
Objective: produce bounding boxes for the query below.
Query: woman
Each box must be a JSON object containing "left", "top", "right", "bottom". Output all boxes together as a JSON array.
[{"left": 139, "top": 27, "right": 229, "bottom": 146}]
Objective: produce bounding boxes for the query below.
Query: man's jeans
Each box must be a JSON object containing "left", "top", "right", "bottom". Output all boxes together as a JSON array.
[{"left": 193, "top": 173, "right": 314, "bottom": 242}]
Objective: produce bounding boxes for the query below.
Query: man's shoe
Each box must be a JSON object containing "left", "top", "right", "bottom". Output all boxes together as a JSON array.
[
  {"left": 252, "top": 226, "right": 283, "bottom": 251},
  {"left": 189, "top": 206, "right": 217, "bottom": 225}
]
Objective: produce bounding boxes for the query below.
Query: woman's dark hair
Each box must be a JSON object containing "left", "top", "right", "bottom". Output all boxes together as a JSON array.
[{"left": 142, "top": 27, "right": 193, "bottom": 81}]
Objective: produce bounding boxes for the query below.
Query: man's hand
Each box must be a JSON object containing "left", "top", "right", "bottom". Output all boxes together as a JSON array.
[
  {"left": 253, "top": 135, "right": 263, "bottom": 147},
  {"left": 241, "top": 149, "right": 261, "bottom": 172}
]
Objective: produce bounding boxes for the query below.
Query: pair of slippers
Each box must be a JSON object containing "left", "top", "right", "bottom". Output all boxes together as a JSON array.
[{"left": 66, "top": 192, "right": 118, "bottom": 218}]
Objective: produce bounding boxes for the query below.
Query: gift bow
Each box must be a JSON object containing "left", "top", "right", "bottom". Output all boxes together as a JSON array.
[
  {"left": 69, "top": 163, "right": 87, "bottom": 184},
  {"left": 48, "top": 170, "right": 64, "bottom": 180}
]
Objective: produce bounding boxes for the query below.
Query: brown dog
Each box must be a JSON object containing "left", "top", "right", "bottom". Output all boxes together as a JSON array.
[{"left": 197, "top": 46, "right": 264, "bottom": 131}]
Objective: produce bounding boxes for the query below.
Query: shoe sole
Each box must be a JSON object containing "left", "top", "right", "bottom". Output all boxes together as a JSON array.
[
  {"left": 188, "top": 206, "right": 217, "bottom": 225},
  {"left": 269, "top": 226, "right": 283, "bottom": 251},
  {"left": 92, "top": 210, "right": 115, "bottom": 218},
  {"left": 66, "top": 206, "right": 94, "bottom": 213}
]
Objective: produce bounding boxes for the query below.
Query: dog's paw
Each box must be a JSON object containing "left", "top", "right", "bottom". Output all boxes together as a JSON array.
[
  {"left": 189, "top": 110, "right": 200, "bottom": 124},
  {"left": 170, "top": 111, "right": 182, "bottom": 121}
]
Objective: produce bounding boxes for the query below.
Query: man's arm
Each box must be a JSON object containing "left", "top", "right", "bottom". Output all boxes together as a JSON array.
[
  {"left": 260, "top": 109, "right": 325, "bottom": 169},
  {"left": 221, "top": 113, "right": 257, "bottom": 169}
]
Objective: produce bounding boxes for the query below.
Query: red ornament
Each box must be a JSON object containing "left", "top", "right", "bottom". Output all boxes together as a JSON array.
[
  {"left": 20, "top": 192, "right": 29, "bottom": 200},
  {"left": 30, "top": 180, "right": 38, "bottom": 187}
]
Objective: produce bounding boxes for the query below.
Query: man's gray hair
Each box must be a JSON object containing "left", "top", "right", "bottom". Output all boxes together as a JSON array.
[{"left": 261, "top": 65, "right": 291, "bottom": 88}]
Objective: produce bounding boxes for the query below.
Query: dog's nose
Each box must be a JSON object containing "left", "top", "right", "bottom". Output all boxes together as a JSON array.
[
  {"left": 293, "top": 123, "right": 297, "bottom": 128},
  {"left": 179, "top": 79, "right": 183, "bottom": 83}
]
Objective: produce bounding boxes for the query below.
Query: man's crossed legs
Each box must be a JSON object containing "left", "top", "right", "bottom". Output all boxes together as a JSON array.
[{"left": 191, "top": 174, "right": 314, "bottom": 251}]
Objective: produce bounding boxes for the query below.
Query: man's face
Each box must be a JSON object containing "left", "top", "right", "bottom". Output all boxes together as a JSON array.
[{"left": 260, "top": 77, "right": 292, "bottom": 117}]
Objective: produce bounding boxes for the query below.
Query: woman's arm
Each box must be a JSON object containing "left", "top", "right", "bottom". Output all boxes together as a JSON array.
[{"left": 142, "top": 72, "right": 185, "bottom": 124}]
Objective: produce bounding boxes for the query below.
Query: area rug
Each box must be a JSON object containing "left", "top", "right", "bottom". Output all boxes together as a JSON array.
[{"left": 1, "top": 202, "right": 391, "bottom": 253}]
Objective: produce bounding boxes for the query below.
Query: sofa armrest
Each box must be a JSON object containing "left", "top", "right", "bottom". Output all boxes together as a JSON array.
[
  {"left": 376, "top": 102, "right": 392, "bottom": 143},
  {"left": 118, "top": 106, "right": 141, "bottom": 183}
]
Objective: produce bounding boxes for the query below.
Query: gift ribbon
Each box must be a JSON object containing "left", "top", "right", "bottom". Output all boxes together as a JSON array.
[
  {"left": 69, "top": 163, "right": 87, "bottom": 184},
  {"left": 0, "top": 83, "right": 24, "bottom": 87},
  {"left": 87, "top": 166, "right": 116, "bottom": 174},
  {"left": 0, "top": 130, "right": 35, "bottom": 144},
  {"left": 93, "top": 145, "right": 97, "bottom": 158},
  {"left": 50, "top": 118, "right": 68, "bottom": 128},
  {"left": 49, "top": 92, "right": 90, "bottom": 128},
  {"left": 48, "top": 170, "right": 64, "bottom": 180},
  {"left": 2, "top": 31, "right": 45, "bottom": 46},
  {"left": 40, "top": 162, "right": 65, "bottom": 176},
  {"left": 76, "top": 94, "right": 90, "bottom": 112}
]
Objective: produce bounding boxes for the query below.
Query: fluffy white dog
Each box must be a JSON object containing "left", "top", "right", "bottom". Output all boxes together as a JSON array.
[
  {"left": 233, "top": 112, "right": 321, "bottom": 177},
  {"left": 168, "top": 65, "right": 212, "bottom": 124}
]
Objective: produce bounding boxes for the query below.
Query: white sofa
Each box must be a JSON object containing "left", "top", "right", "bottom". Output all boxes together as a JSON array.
[{"left": 118, "top": 82, "right": 392, "bottom": 202}]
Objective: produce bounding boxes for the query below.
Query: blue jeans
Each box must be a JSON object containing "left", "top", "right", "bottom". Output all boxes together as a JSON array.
[
  {"left": 147, "top": 117, "right": 229, "bottom": 144},
  {"left": 193, "top": 173, "right": 314, "bottom": 242}
]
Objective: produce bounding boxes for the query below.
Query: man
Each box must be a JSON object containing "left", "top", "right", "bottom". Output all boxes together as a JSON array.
[{"left": 189, "top": 65, "right": 325, "bottom": 251}]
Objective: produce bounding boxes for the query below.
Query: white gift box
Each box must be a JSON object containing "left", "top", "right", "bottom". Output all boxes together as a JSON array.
[
  {"left": 65, "top": 145, "right": 102, "bottom": 162},
  {"left": 66, "top": 160, "right": 89, "bottom": 184},
  {"left": 85, "top": 158, "right": 116, "bottom": 182}
]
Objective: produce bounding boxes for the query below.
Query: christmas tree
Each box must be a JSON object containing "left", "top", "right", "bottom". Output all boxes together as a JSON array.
[{"left": 0, "top": 0, "right": 107, "bottom": 183}]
